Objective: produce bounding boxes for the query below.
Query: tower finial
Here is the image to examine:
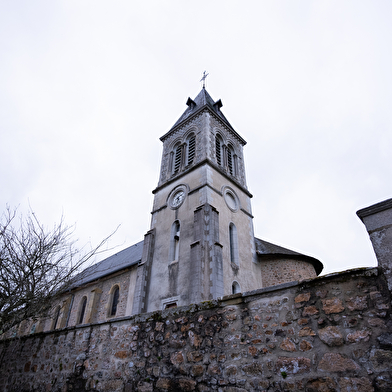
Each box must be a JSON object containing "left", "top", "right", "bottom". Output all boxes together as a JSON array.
[{"left": 200, "top": 71, "right": 209, "bottom": 89}]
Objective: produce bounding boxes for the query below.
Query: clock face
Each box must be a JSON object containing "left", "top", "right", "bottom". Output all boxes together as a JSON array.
[
  {"left": 169, "top": 186, "right": 187, "bottom": 209},
  {"left": 171, "top": 190, "right": 185, "bottom": 207}
]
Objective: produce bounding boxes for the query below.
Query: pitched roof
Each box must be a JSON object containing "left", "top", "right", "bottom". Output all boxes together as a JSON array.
[
  {"left": 170, "top": 88, "right": 230, "bottom": 129},
  {"left": 161, "top": 88, "right": 246, "bottom": 144},
  {"left": 255, "top": 237, "right": 323, "bottom": 275},
  {"left": 69, "top": 240, "right": 144, "bottom": 289}
]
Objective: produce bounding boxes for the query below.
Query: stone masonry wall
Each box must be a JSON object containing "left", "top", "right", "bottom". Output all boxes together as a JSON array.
[
  {"left": 1, "top": 267, "right": 392, "bottom": 392},
  {"left": 260, "top": 259, "right": 317, "bottom": 288}
]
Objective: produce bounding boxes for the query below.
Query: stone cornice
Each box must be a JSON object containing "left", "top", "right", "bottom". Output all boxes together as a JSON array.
[
  {"left": 356, "top": 197, "right": 392, "bottom": 220},
  {"left": 152, "top": 158, "right": 253, "bottom": 198}
]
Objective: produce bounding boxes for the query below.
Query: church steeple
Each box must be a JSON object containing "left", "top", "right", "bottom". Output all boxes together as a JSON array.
[
  {"left": 130, "top": 85, "right": 321, "bottom": 316},
  {"left": 131, "top": 87, "right": 260, "bottom": 313}
]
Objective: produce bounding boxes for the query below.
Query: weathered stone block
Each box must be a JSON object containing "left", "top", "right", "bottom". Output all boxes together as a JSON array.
[
  {"left": 346, "top": 329, "right": 371, "bottom": 343},
  {"left": 295, "top": 293, "right": 311, "bottom": 303},
  {"left": 305, "top": 377, "right": 337, "bottom": 392},
  {"left": 105, "top": 379, "right": 125, "bottom": 390},
  {"left": 318, "top": 326, "right": 344, "bottom": 346},
  {"left": 275, "top": 357, "right": 311, "bottom": 374},
  {"left": 248, "top": 346, "right": 258, "bottom": 356},
  {"left": 114, "top": 350, "right": 128, "bottom": 358},
  {"left": 298, "top": 318, "right": 309, "bottom": 325},
  {"left": 374, "top": 375, "right": 392, "bottom": 392},
  {"left": 370, "top": 349, "right": 392, "bottom": 372},
  {"left": 303, "top": 306, "right": 319, "bottom": 316},
  {"left": 187, "top": 351, "right": 203, "bottom": 362},
  {"left": 207, "top": 363, "right": 221, "bottom": 376},
  {"left": 137, "top": 381, "right": 153, "bottom": 392},
  {"left": 241, "top": 362, "right": 263, "bottom": 376},
  {"left": 299, "top": 339, "right": 313, "bottom": 351},
  {"left": 299, "top": 326, "right": 316, "bottom": 337},
  {"left": 178, "top": 378, "right": 197, "bottom": 391},
  {"left": 188, "top": 330, "right": 202, "bottom": 348},
  {"left": 224, "top": 365, "right": 238, "bottom": 378},
  {"left": 170, "top": 351, "right": 184, "bottom": 366},
  {"left": 338, "top": 377, "right": 374, "bottom": 392},
  {"left": 377, "top": 333, "right": 392, "bottom": 349},
  {"left": 169, "top": 339, "right": 186, "bottom": 349},
  {"left": 24, "top": 362, "right": 31, "bottom": 372},
  {"left": 368, "top": 318, "right": 386, "bottom": 328},
  {"left": 318, "top": 353, "right": 360, "bottom": 372},
  {"left": 346, "top": 296, "right": 368, "bottom": 311},
  {"left": 156, "top": 378, "right": 171, "bottom": 389},
  {"left": 280, "top": 338, "right": 296, "bottom": 352},
  {"left": 322, "top": 298, "right": 345, "bottom": 314}
]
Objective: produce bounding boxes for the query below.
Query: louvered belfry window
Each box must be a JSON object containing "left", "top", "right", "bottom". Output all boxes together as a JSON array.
[
  {"left": 216, "top": 136, "right": 222, "bottom": 166},
  {"left": 187, "top": 135, "right": 195, "bottom": 165},
  {"left": 173, "top": 145, "right": 182, "bottom": 173},
  {"left": 227, "top": 147, "right": 233, "bottom": 175}
]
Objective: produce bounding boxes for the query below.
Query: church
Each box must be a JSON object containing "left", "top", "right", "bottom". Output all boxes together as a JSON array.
[{"left": 32, "top": 86, "right": 323, "bottom": 333}]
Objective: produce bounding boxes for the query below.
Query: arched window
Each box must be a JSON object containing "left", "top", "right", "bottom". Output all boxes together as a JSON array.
[
  {"left": 52, "top": 306, "right": 61, "bottom": 330},
  {"left": 229, "top": 223, "right": 239, "bottom": 266},
  {"left": 232, "top": 281, "right": 241, "bottom": 294},
  {"left": 78, "top": 296, "right": 87, "bottom": 325},
  {"left": 169, "top": 221, "right": 181, "bottom": 261},
  {"left": 227, "top": 145, "right": 234, "bottom": 175},
  {"left": 173, "top": 144, "right": 182, "bottom": 174},
  {"left": 110, "top": 286, "right": 120, "bottom": 317},
  {"left": 187, "top": 135, "right": 196, "bottom": 166},
  {"left": 215, "top": 135, "right": 223, "bottom": 166}
]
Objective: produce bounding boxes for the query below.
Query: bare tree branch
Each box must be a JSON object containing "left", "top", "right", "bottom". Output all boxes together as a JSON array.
[{"left": 0, "top": 206, "right": 115, "bottom": 334}]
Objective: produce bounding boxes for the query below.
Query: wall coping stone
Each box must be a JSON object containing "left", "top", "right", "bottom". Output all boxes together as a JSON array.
[{"left": 357, "top": 197, "right": 392, "bottom": 219}]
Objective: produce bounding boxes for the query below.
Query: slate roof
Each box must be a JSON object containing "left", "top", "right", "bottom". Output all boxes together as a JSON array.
[
  {"left": 161, "top": 88, "right": 246, "bottom": 144},
  {"left": 68, "top": 235, "right": 323, "bottom": 290},
  {"left": 69, "top": 240, "right": 144, "bottom": 289},
  {"left": 255, "top": 237, "right": 323, "bottom": 275}
]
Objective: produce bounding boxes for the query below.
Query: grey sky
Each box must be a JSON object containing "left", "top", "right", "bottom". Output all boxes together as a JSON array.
[{"left": 1, "top": 1, "right": 391, "bottom": 275}]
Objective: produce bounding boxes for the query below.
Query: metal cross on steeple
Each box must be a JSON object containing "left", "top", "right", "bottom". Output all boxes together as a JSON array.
[{"left": 200, "top": 71, "right": 209, "bottom": 88}]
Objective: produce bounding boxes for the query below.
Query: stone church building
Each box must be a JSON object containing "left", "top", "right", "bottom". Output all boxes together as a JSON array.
[{"left": 26, "top": 87, "right": 323, "bottom": 334}]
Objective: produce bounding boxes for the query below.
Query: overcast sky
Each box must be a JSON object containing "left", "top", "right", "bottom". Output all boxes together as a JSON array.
[{"left": 1, "top": 1, "right": 392, "bottom": 275}]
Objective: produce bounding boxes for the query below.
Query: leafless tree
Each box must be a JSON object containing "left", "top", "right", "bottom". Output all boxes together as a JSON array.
[{"left": 0, "top": 206, "right": 113, "bottom": 335}]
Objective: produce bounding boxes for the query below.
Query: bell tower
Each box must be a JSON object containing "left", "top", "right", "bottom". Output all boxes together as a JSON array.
[{"left": 132, "top": 87, "right": 262, "bottom": 314}]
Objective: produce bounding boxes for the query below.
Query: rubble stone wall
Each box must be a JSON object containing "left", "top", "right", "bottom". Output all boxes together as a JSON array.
[
  {"left": 1, "top": 267, "right": 392, "bottom": 392},
  {"left": 260, "top": 258, "right": 317, "bottom": 288}
]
